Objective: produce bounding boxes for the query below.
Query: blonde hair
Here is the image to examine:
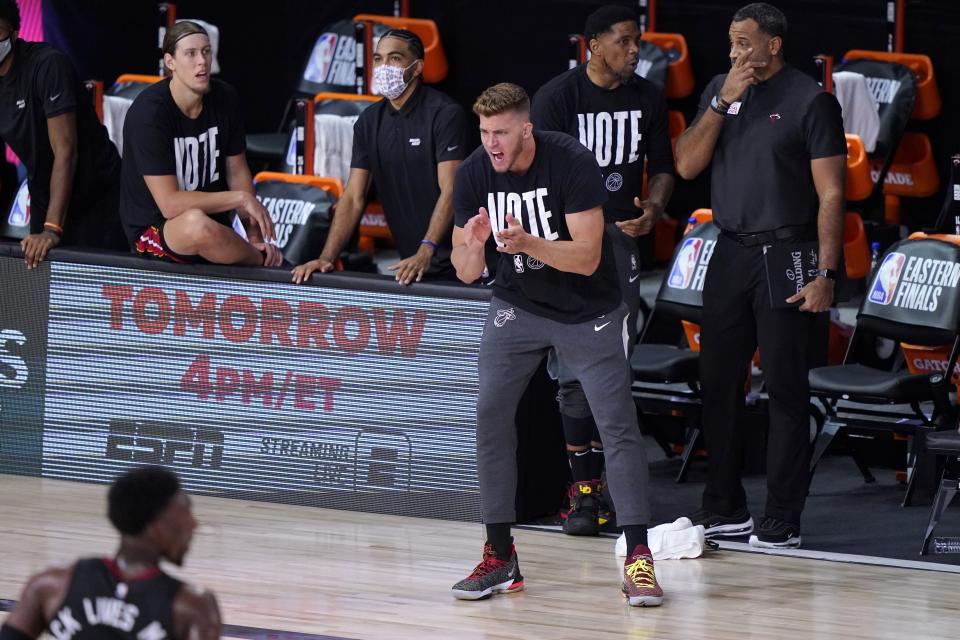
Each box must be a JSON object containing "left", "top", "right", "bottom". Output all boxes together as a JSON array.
[{"left": 472, "top": 82, "right": 530, "bottom": 118}]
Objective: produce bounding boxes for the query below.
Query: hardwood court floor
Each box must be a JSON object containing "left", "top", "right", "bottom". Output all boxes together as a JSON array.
[{"left": 1, "top": 474, "right": 958, "bottom": 640}]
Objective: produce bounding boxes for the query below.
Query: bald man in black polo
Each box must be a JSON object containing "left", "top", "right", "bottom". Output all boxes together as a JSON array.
[{"left": 674, "top": 2, "right": 845, "bottom": 549}]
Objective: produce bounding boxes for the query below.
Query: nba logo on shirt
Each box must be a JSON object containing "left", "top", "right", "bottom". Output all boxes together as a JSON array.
[
  {"left": 7, "top": 180, "right": 30, "bottom": 227},
  {"left": 667, "top": 238, "right": 703, "bottom": 289},
  {"left": 869, "top": 252, "right": 906, "bottom": 305}
]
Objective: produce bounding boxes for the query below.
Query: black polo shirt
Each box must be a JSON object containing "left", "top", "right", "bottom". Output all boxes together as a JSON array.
[
  {"left": 531, "top": 64, "right": 674, "bottom": 224},
  {"left": 351, "top": 83, "right": 467, "bottom": 265},
  {"left": 0, "top": 40, "right": 120, "bottom": 232},
  {"left": 696, "top": 65, "right": 845, "bottom": 233}
]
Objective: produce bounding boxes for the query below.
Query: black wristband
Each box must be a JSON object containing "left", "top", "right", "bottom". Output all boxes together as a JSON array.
[
  {"left": 1, "top": 623, "right": 35, "bottom": 640},
  {"left": 710, "top": 95, "right": 729, "bottom": 116}
]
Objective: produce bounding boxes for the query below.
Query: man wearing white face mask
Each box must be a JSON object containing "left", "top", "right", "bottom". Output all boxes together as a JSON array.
[
  {"left": 292, "top": 29, "right": 467, "bottom": 286},
  {"left": 0, "top": 0, "right": 126, "bottom": 269}
]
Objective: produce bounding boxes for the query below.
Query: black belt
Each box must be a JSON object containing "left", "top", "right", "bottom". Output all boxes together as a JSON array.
[{"left": 719, "top": 225, "right": 814, "bottom": 248}]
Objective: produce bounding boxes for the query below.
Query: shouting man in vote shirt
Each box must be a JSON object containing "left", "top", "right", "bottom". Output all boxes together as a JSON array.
[{"left": 449, "top": 83, "right": 661, "bottom": 607}]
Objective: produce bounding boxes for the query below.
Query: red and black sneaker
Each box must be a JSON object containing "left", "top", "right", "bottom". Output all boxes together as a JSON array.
[
  {"left": 622, "top": 544, "right": 663, "bottom": 607},
  {"left": 451, "top": 542, "right": 524, "bottom": 601},
  {"left": 563, "top": 480, "right": 601, "bottom": 536}
]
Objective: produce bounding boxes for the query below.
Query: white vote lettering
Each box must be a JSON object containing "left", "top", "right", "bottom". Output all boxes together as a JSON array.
[
  {"left": 174, "top": 126, "right": 221, "bottom": 191},
  {"left": 577, "top": 111, "right": 643, "bottom": 167},
  {"left": 486, "top": 188, "right": 559, "bottom": 246}
]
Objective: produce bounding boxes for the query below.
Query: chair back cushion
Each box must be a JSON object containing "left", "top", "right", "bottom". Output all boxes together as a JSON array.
[
  {"left": 834, "top": 58, "right": 916, "bottom": 159},
  {"left": 859, "top": 238, "right": 960, "bottom": 345},
  {"left": 654, "top": 220, "right": 719, "bottom": 321}
]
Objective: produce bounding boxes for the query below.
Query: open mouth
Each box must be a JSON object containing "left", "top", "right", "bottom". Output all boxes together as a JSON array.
[
  {"left": 195, "top": 71, "right": 209, "bottom": 81},
  {"left": 490, "top": 151, "right": 505, "bottom": 166}
]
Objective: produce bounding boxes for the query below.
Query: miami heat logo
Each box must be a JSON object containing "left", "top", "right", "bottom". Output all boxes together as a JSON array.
[{"left": 494, "top": 308, "right": 517, "bottom": 327}]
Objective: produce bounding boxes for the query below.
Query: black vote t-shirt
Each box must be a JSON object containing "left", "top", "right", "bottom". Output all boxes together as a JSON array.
[
  {"left": 120, "top": 78, "right": 245, "bottom": 244},
  {"left": 453, "top": 130, "right": 620, "bottom": 323},
  {"left": 0, "top": 40, "right": 120, "bottom": 232},
  {"left": 695, "top": 65, "right": 846, "bottom": 233},
  {"left": 531, "top": 64, "right": 674, "bottom": 224}
]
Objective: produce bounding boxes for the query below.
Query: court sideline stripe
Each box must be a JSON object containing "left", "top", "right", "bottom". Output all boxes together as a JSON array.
[{"left": 0, "top": 600, "right": 356, "bottom": 640}]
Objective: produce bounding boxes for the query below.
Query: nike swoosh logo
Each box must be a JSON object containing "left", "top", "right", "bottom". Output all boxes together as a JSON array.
[
  {"left": 49, "top": 92, "right": 62, "bottom": 102},
  {"left": 447, "top": 145, "right": 459, "bottom": 151},
  {"left": 628, "top": 274, "right": 640, "bottom": 283},
  {"left": 594, "top": 322, "right": 611, "bottom": 331},
  {"left": 507, "top": 568, "right": 515, "bottom": 578}
]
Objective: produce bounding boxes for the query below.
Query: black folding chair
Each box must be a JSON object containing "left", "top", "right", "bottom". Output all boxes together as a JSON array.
[
  {"left": 919, "top": 430, "right": 960, "bottom": 554},
  {"left": 246, "top": 19, "right": 388, "bottom": 169},
  {"left": 631, "top": 219, "right": 718, "bottom": 482},
  {"left": 808, "top": 237, "right": 960, "bottom": 506}
]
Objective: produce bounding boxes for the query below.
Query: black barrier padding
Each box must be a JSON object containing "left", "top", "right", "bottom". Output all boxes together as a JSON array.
[
  {"left": 835, "top": 59, "right": 917, "bottom": 160},
  {"left": 859, "top": 238, "right": 960, "bottom": 342},
  {"left": 0, "top": 241, "right": 491, "bottom": 302},
  {"left": 0, "top": 256, "right": 49, "bottom": 476}
]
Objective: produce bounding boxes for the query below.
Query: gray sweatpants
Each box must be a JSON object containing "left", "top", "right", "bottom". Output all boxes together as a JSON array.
[
  {"left": 552, "top": 225, "right": 641, "bottom": 417},
  {"left": 476, "top": 299, "right": 651, "bottom": 526}
]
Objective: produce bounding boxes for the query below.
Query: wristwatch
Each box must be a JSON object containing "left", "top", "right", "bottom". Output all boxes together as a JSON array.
[{"left": 815, "top": 268, "right": 837, "bottom": 281}]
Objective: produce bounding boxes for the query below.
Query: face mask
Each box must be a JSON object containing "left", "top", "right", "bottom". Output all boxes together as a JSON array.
[
  {"left": 0, "top": 37, "right": 12, "bottom": 65},
  {"left": 372, "top": 60, "right": 417, "bottom": 100}
]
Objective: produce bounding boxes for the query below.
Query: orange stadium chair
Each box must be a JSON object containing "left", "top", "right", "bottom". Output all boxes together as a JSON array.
[
  {"left": 838, "top": 51, "right": 939, "bottom": 224},
  {"left": 302, "top": 93, "right": 391, "bottom": 254},
  {"left": 843, "top": 212, "right": 871, "bottom": 280},
  {"left": 103, "top": 74, "right": 165, "bottom": 154},
  {"left": 845, "top": 134, "right": 873, "bottom": 202},
  {"left": 247, "top": 20, "right": 390, "bottom": 168},
  {"left": 875, "top": 131, "right": 939, "bottom": 199},
  {"left": 844, "top": 50, "right": 941, "bottom": 120},
  {"left": 252, "top": 172, "right": 343, "bottom": 267},
  {"left": 353, "top": 14, "right": 448, "bottom": 83},
  {"left": 640, "top": 32, "right": 693, "bottom": 99}
]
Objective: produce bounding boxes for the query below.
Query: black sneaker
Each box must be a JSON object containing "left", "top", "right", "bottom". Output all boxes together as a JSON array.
[
  {"left": 563, "top": 480, "right": 600, "bottom": 536},
  {"left": 689, "top": 507, "right": 754, "bottom": 538},
  {"left": 749, "top": 517, "right": 801, "bottom": 549},
  {"left": 451, "top": 542, "right": 524, "bottom": 600}
]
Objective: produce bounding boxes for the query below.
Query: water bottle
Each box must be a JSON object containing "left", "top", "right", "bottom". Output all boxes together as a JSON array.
[{"left": 870, "top": 241, "right": 881, "bottom": 272}]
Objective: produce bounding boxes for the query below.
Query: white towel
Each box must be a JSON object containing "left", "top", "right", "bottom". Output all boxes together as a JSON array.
[
  {"left": 102, "top": 95, "right": 133, "bottom": 156},
  {"left": 832, "top": 71, "right": 881, "bottom": 153},
  {"left": 313, "top": 114, "right": 359, "bottom": 183},
  {"left": 615, "top": 517, "right": 706, "bottom": 560}
]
